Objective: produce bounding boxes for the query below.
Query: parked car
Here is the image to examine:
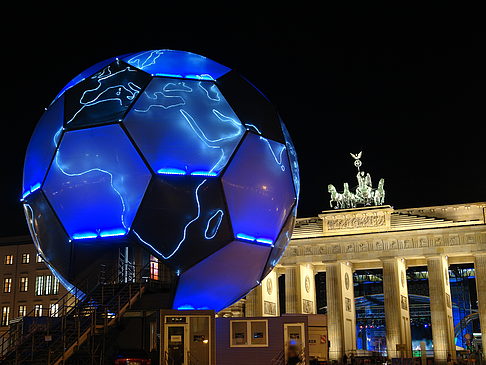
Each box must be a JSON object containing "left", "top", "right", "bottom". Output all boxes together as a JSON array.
[{"left": 114, "top": 349, "right": 152, "bottom": 365}]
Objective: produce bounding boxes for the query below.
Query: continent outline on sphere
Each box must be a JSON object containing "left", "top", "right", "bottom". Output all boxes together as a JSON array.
[{"left": 21, "top": 49, "right": 300, "bottom": 312}]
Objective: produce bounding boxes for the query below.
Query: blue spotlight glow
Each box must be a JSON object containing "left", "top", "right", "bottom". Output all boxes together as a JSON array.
[
  {"left": 157, "top": 168, "right": 187, "bottom": 175},
  {"left": 190, "top": 171, "right": 218, "bottom": 177},
  {"left": 236, "top": 233, "right": 274, "bottom": 246},
  {"left": 31, "top": 183, "right": 42, "bottom": 192},
  {"left": 72, "top": 232, "right": 98, "bottom": 240},
  {"left": 255, "top": 238, "right": 274, "bottom": 245},
  {"left": 155, "top": 73, "right": 184, "bottom": 78},
  {"left": 236, "top": 233, "right": 256, "bottom": 242},
  {"left": 99, "top": 228, "right": 127, "bottom": 238},
  {"left": 21, "top": 183, "right": 42, "bottom": 201},
  {"left": 177, "top": 304, "right": 195, "bottom": 310}
]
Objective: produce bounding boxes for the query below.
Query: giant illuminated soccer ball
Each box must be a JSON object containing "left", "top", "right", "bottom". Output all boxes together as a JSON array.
[{"left": 22, "top": 50, "right": 299, "bottom": 311}]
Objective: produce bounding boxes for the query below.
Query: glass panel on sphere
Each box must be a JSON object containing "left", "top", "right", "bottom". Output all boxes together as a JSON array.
[
  {"left": 63, "top": 60, "right": 151, "bottom": 130},
  {"left": 123, "top": 50, "right": 230, "bottom": 80},
  {"left": 22, "top": 96, "right": 64, "bottom": 199},
  {"left": 52, "top": 56, "right": 120, "bottom": 103},
  {"left": 281, "top": 121, "right": 300, "bottom": 199},
  {"left": 261, "top": 205, "right": 296, "bottom": 280},
  {"left": 173, "top": 240, "right": 271, "bottom": 312},
  {"left": 124, "top": 77, "right": 245, "bottom": 176},
  {"left": 222, "top": 132, "right": 296, "bottom": 244},
  {"left": 130, "top": 175, "right": 232, "bottom": 273},
  {"left": 23, "top": 189, "right": 72, "bottom": 285},
  {"left": 43, "top": 124, "right": 151, "bottom": 240},
  {"left": 216, "top": 71, "right": 285, "bottom": 143}
]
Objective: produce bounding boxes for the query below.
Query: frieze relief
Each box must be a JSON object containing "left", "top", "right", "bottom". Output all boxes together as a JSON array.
[
  {"left": 283, "top": 229, "right": 485, "bottom": 261},
  {"left": 326, "top": 214, "right": 386, "bottom": 231}
]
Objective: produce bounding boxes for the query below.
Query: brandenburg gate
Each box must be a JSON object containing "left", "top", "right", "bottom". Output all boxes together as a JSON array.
[{"left": 243, "top": 153, "right": 486, "bottom": 363}]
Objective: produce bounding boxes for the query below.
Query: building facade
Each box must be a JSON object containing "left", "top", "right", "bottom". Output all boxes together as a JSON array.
[
  {"left": 0, "top": 235, "right": 69, "bottom": 335},
  {"left": 245, "top": 202, "right": 486, "bottom": 363}
]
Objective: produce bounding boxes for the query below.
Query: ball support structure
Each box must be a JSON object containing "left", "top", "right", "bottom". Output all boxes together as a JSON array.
[{"left": 22, "top": 50, "right": 299, "bottom": 312}]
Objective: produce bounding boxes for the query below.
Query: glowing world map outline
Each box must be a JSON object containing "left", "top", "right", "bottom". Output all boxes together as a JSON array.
[{"left": 22, "top": 49, "right": 300, "bottom": 311}]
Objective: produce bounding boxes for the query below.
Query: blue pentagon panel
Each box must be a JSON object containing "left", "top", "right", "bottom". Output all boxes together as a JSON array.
[
  {"left": 22, "top": 96, "right": 64, "bottom": 200},
  {"left": 124, "top": 78, "right": 245, "bottom": 176},
  {"left": 173, "top": 240, "right": 271, "bottom": 312},
  {"left": 260, "top": 205, "right": 297, "bottom": 281},
  {"left": 23, "top": 191, "right": 72, "bottom": 287},
  {"left": 216, "top": 70, "right": 285, "bottom": 143},
  {"left": 63, "top": 60, "right": 151, "bottom": 130},
  {"left": 131, "top": 175, "right": 232, "bottom": 272},
  {"left": 43, "top": 124, "right": 151, "bottom": 240},
  {"left": 281, "top": 121, "right": 300, "bottom": 199},
  {"left": 222, "top": 132, "right": 296, "bottom": 245},
  {"left": 123, "top": 50, "right": 230, "bottom": 80}
]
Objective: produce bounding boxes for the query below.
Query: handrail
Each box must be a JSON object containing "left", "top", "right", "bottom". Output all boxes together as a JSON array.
[
  {"left": 0, "top": 264, "right": 113, "bottom": 358},
  {"left": 0, "top": 259, "right": 162, "bottom": 362},
  {"left": 270, "top": 349, "right": 285, "bottom": 365},
  {"left": 298, "top": 346, "right": 306, "bottom": 365},
  {"left": 48, "top": 261, "right": 155, "bottom": 364}
]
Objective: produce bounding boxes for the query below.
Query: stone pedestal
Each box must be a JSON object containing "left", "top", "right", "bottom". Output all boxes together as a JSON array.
[
  {"left": 325, "top": 261, "right": 356, "bottom": 361},
  {"left": 245, "top": 270, "right": 279, "bottom": 317},
  {"left": 426, "top": 255, "right": 456, "bottom": 364},
  {"left": 474, "top": 253, "right": 486, "bottom": 355},
  {"left": 284, "top": 264, "right": 316, "bottom": 314},
  {"left": 381, "top": 257, "right": 412, "bottom": 359}
]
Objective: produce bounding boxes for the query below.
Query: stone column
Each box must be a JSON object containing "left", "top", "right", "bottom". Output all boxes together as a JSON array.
[
  {"left": 474, "top": 253, "right": 486, "bottom": 355},
  {"left": 325, "top": 261, "right": 356, "bottom": 361},
  {"left": 245, "top": 289, "right": 259, "bottom": 317},
  {"left": 245, "top": 270, "right": 279, "bottom": 317},
  {"left": 285, "top": 264, "right": 317, "bottom": 314},
  {"left": 285, "top": 266, "right": 298, "bottom": 314},
  {"left": 426, "top": 255, "right": 456, "bottom": 364},
  {"left": 381, "top": 257, "right": 412, "bottom": 359}
]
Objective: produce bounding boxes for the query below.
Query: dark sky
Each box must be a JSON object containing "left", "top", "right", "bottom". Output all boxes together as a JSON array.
[{"left": 1, "top": 9, "right": 485, "bottom": 237}]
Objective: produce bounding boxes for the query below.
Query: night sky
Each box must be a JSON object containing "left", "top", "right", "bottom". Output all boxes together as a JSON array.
[{"left": 1, "top": 9, "right": 485, "bottom": 237}]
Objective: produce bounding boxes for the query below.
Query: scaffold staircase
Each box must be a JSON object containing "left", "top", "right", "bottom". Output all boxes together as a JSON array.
[{"left": 0, "top": 261, "right": 169, "bottom": 364}]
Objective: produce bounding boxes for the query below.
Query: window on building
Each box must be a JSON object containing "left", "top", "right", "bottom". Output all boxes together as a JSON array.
[
  {"left": 19, "top": 277, "right": 28, "bottom": 292},
  {"left": 35, "top": 275, "right": 59, "bottom": 296},
  {"left": 45, "top": 275, "right": 52, "bottom": 294},
  {"left": 1, "top": 306, "right": 10, "bottom": 326},
  {"left": 36, "top": 254, "right": 43, "bottom": 263},
  {"left": 4, "top": 255, "right": 13, "bottom": 265},
  {"left": 230, "top": 320, "right": 268, "bottom": 347},
  {"left": 3, "top": 278, "right": 12, "bottom": 293},
  {"left": 18, "top": 305, "right": 27, "bottom": 317},
  {"left": 50, "top": 303, "right": 59, "bottom": 317},
  {"left": 35, "top": 276, "right": 44, "bottom": 296},
  {"left": 150, "top": 255, "right": 159, "bottom": 281},
  {"left": 21, "top": 253, "right": 30, "bottom": 264},
  {"left": 34, "top": 304, "right": 43, "bottom": 317}
]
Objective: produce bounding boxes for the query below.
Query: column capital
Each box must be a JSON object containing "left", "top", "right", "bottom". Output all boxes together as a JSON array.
[
  {"left": 322, "top": 260, "right": 354, "bottom": 271},
  {"left": 425, "top": 253, "right": 448, "bottom": 260},
  {"left": 379, "top": 256, "right": 407, "bottom": 264}
]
